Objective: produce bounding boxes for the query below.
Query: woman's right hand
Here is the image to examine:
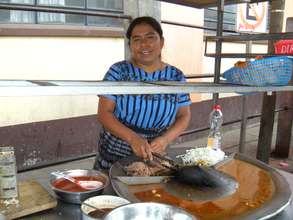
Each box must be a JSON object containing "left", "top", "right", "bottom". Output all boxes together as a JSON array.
[{"left": 129, "top": 134, "right": 153, "bottom": 160}]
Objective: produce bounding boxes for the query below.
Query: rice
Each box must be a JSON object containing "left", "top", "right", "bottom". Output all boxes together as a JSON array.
[{"left": 176, "top": 147, "right": 225, "bottom": 166}]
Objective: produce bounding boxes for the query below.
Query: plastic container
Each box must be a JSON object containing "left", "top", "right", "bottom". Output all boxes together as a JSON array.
[
  {"left": 223, "top": 56, "right": 293, "bottom": 86},
  {"left": 207, "top": 105, "right": 223, "bottom": 149},
  {"left": 0, "top": 146, "right": 18, "bottom": 199}
]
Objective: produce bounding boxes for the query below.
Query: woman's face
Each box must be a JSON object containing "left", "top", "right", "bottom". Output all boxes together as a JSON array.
[{"left": 129, "top": 23, "right": 164, "bottom": 66}]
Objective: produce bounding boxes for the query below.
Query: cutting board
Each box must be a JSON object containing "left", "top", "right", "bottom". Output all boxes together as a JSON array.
[{"left": 0, "top": 180, "right": 57, "bottom": 220}]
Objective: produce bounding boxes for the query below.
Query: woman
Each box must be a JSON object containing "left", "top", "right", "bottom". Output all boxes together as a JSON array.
[{"left": 94, "top": 16, "right": 191, "bottom": 170}]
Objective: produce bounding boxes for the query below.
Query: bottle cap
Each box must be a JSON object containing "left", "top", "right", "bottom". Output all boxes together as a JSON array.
[{"left": 213, "top": 104, "right": 221, "bottom": 110}]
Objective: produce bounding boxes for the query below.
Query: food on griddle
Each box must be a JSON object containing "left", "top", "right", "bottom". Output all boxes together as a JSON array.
[
  {"left": 125, "top": 161, "right": 171, "bottom": 176},
  {"left": 125, "top": 162, "right": 153, "bottom": 176}
]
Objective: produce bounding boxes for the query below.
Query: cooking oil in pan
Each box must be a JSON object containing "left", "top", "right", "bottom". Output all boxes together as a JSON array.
[{"left": 0, "top": 146, "right": 18, "bottom": 199}]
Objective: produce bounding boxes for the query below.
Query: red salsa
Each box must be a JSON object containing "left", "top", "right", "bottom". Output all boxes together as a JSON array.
[{"left": 52, "top": 175, "right": 104, "bottom": 192}]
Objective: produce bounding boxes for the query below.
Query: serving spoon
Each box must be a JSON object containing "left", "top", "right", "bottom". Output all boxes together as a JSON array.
[
  {"left": 82, "top": 202, "right": 107, "bottom": 213},
  {"left": 52, "top": 171, "right": 103, "bottom": 190}
]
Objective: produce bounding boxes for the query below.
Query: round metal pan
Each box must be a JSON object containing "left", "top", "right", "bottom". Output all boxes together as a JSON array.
[{"left": 109, "top": 150, "right": 291, "bottom": 220}]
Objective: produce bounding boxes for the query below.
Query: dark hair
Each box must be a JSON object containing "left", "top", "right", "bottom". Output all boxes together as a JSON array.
[{"left": 126, "top": 16, "right": 163, "bottom": 40}]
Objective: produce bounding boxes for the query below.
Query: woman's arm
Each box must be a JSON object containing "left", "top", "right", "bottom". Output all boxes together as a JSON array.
[
  {"left": 150, "top": 105, "right": 191, "bottom": 153},
  {"left": 98, "top": 96, "right": 153, "bottom": 160}
]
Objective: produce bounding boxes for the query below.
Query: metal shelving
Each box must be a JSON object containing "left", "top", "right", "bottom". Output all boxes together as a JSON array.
[
  {"left": 205, "top": 32, "right": 293, "bottom": 57},
  {"left": 206, "top": 32, "right": 293, "bottom": 42},
  {"left": 0, "top": 1, "right": 291, "bottom": 97},
  {"left": 157, "top": 0, "right": 272, "bottom": 8},
  {"left": 0, "top": 80, "right": 293, "bottom": 96}
]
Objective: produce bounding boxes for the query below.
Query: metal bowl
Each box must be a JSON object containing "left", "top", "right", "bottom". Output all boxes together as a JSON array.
[
  {"left": 81, "top": 195, "right": 130, "bottom": 220},
  {"left": 50, "top": 169, "right": 109, "bottom": 204},
  {"left": 103, "top": 202, "right": 197, "bottom": 220}
]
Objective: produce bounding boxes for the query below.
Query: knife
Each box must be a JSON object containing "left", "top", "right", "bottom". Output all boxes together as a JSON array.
[{"left": 114, "top": 176, "right": 171, "bottom": 185}]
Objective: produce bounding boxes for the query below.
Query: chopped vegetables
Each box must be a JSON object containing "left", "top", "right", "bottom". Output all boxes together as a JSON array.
[{"left": 176, "top": 147, "right": 225, "bottom": 167}]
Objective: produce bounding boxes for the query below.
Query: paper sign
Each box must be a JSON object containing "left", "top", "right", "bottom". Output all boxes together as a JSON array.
[{"left": 236, "top": 2, "right": 268, "bottom": 33}]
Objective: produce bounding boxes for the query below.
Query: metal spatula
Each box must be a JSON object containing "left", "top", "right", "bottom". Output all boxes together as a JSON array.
[
  {"left": 114, "top": 176, "right": 171, "bottom": 185},
  {"left": 152, "top": 152, "right": 231, "bottom": 188}
]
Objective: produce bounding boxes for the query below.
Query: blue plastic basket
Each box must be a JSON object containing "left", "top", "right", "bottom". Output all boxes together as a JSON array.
[{"left": 223, "top": 56, "right": 293, "bottom": 86}]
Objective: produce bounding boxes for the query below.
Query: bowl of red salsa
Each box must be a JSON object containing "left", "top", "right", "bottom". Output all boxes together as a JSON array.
[{"left": 50, "top": 169, "right": 109, "bottom": 204}]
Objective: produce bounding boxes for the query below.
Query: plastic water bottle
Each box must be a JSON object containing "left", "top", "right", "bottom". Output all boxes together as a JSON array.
[{"left": 207, "top": 104, "right": 223, "bottom": 149}]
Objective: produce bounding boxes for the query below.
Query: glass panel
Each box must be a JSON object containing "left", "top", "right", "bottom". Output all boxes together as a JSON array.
[
  {"left": 204, "top": 5, "right": 237, "bottom": 34},
  {"left": 38, "top": 0, "right": 85, "bottom": 8},
  {"left": 37, "top": 0, "right": 65, "bottom": 6},
  {"left": 10, "top": 10, "right": 34, "bottom": 23},
  {"left": 65, "top": 14, "right": 85, "bottom": 25},
  {"left": 0, "top": 0, "right": 123, "bottom": 26},
  {"left": 87, "top": 0, "right": 123, "bottom": 11},
  {"left": 37, "top": 12, "right": 65, "bottom": 24},
  {"left": 0, "top": 0, "right": 35, "bottom": 23},
  {"left": 64, "top": 0, "right": 85, "bottom": 8},
  {"left": 0, "top": 9, "right": 10, "bottom": 22},
  {"left": 87, "top": 15, "right": 122, "bottom": 27},
  {"left": 0, "top": 0, "right": 34, "bottom": 4}
]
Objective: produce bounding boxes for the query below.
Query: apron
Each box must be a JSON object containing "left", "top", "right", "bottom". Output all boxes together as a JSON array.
[{"left": 94, "top": 124, "right": 166, "bottom": 170}]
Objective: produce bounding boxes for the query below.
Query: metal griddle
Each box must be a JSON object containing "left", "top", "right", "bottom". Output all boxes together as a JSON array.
[{"left": 109, "top": 149, "right": 291, "bottom": 220}]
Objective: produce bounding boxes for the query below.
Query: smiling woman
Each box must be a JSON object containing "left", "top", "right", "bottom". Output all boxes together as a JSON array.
[
  {"left": 94, "top": 16, "right": 192, "bottom": 170},
  {"left": 127, "top": 17, "right": 164, "bottom": 72}
]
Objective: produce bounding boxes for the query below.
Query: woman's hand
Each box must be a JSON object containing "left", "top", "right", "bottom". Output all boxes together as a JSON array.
[
  {"left": 129, "top": 134, "right": 153, "bottom": 160},
  {"left": 150, "top": 136, "right": 168, "bottom": 154}
]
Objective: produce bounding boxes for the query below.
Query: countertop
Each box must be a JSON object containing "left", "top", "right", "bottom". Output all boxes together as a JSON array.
[{"left": 8, "top": 157, "right": 293, "bottom": 220}]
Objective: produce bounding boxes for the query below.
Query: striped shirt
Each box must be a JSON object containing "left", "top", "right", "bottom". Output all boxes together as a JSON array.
[
  {"left": 101, "top": 60, "right": 191, "bottom": 129},
  {"left": 94, "top": 60, "right": 191, "bottom": 169}
]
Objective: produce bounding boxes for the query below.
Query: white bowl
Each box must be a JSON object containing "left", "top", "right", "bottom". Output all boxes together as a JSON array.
[
  {"left": 103, "top": 202, "right": 197, "bottom": 220},
  {"left": 81, "top": 195, "right": 130, "bottom": 220}
]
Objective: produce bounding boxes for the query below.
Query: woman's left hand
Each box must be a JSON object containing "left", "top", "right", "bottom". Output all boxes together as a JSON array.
[{"left": 150, "top": 136, "right": 168, "bottom": 154}]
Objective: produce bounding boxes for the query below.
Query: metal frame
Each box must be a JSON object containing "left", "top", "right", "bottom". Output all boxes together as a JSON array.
[
  {"left": 0, "top": 1, "right": 291, "bottom": 97},
  {"left": 207, "top": 32, "right": 293, "bottom": 41},
  {"left": 0, "top": 80, "right": 293, "bottom": 96},
  {"left": 0, "top": 3, "right": 130, "bottom": 20},
  {"left": 157, "top": 0, "right": 273, "bottom": 9},
  {"left": 205, "top": 32, "right": 293, "bottom": 57}
]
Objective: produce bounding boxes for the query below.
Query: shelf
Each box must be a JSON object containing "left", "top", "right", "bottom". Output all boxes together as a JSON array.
[
  {"left": 205, "top": 32, "right": 293, "bottom": 57},
  {"left": 206, "top": 32, "right": 293, "bottom": 42},
  {"left": 0, "top": 80, "right": 293, "bottom": 96},
  {"left": 205, "top": 53, "right": 293, "bottom": 58},
  {"left": 158, "top": 0, "right": 271, "bottom": 8}
]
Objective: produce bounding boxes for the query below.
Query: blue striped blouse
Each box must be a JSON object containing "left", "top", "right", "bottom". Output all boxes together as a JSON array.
[{"left": 101, "top": 60, "right": 191, "bottom": 129}]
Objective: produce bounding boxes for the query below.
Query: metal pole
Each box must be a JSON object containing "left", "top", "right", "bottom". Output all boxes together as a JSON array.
[
  {"left": 212, "top": 0, "right": 224, "bottom": 105},
  {"left": 257, "top": 0, "right": 285, "bottom": 163},
  {"left": 161, "top": 20, "right": 237, "bottom": 33},
  {"left": 239, "top": 41, "right": 252, "bottom": 153}
]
